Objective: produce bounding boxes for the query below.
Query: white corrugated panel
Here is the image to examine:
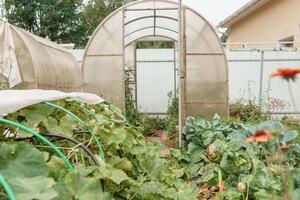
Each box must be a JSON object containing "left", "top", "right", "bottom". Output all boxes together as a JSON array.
[
  {"left": 226, "top": 49, "right": 300, "bottom": 113},
  {"left": 136, "top": 48, "right": 176, "bottom": 114}
]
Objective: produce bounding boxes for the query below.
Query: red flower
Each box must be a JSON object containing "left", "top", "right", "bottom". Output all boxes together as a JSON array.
[
  {"left": 278, "top": 145, "right": 290, "bottom": 152},
  {"left": 246, "top": 130, "right": 273, "bottom": 143},
  {"left": 271, "top": 68, "right": 300, "bottom": 81}
]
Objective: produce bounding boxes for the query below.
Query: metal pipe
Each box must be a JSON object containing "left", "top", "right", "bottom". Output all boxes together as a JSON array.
[
  {"left": 178, "top": 0, "right": 183, "bottom": 148},
  {"left": 122, "top": 8, "right": 126, "bottom": 113},
  {"left": 223, "top": 41, "right": 300, "bottom": 45},
  {"left": 124, "top": 15, "right": 177, "bottom": 26},
  {"left": 263, "top": 112, "right": 300, "bottom": 115},
  {"left": 227, "top": 48, "right": 298, "bottom": 52},
  {"left": 125, "top": 8, "right": 178, "bottom": 11},
  {"left": 186, "top": 52, "right": 223, "bottom": 56},
  {"left": 124, "top": 26, "right": 178, "bottom": 38},
  {"left": 259, "top": 50, "right": 264, "bottom": 108},
  {"left": 134, "top": 42, "right": 138, "bottom": 109},
  {"left": 227, "top": 58, "right": 300, "bottom": 62},
  {"left": 153, "top": 10, "right": 156, "bottom": 36},
  {"left": 136, "top": 60, "right": 175, "bottom": 63},
  {"left": 173, "top": 45, "right": 177, "bottom": 95}
]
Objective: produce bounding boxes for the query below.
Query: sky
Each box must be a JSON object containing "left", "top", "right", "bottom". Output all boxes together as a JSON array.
[{"left": 182, "top": 0, "right": 251, "bottom": 25}]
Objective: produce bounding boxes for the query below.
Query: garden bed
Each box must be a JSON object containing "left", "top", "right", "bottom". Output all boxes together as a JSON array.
[{"left": 0, "top": 98, "right": 300, "bottom": 200}]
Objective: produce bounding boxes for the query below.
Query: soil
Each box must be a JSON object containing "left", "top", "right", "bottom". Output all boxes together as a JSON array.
[{"left": 146, "top": 130, "right": 177, "bottom": 148}]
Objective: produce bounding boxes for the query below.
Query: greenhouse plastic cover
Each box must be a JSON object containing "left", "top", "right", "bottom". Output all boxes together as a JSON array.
[
  {"left": 0, "top": 19, "right": 82, "bottom": 91},
  {"left": 0, "top": 90, "right": 104, "bottom": 117}
]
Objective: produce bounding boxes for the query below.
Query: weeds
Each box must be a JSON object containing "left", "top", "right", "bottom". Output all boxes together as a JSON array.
[{"left": 229, "top": 99, "right": 266, "bottom": 123}]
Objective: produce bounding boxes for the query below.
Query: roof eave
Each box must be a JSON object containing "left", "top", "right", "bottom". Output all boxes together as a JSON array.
[{"left": 219, "top": 0, "right": 272, "bottom": 28}]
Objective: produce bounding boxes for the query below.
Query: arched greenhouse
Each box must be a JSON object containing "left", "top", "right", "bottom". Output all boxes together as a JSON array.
[
  {"left": 0, "top": 20, "right": 82, "bottom": 91},
  {"left": 83, "top": 0, "right": 229, "bottom": 118}
]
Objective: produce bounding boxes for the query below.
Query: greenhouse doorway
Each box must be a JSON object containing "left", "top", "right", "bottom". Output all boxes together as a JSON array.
[{"left": 135, "top": 41, "right": 177, "bottom": 115}]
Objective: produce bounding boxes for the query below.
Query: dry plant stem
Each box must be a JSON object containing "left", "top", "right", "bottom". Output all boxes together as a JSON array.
[
  {"left": 287, "top": 80, "right": 297, "bottom": 111},
  {"left": 218, "top": 170, "right": 224, "bottom": 192}
]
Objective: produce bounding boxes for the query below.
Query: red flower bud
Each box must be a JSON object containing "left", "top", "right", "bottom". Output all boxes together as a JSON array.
[
  {"left": 278, "top": 145, "right": 290, "bottom": 152},
  {"left": 246, "top": 130, "right": 273, "bottom": 143}
]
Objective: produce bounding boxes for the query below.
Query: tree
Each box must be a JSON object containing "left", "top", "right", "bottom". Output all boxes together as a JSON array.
[
  {"left": 2, "top": 0, "right": 86, "bottom": 47},
  {"left": 80, "top": 0, "right": 128, "bottom": 38},
  {"left": 39, "top": 0, "right": 86, "bottom": 46},
  {"left": 2, "top": 0, "right": 136, "bottom": 47},
  {"left": 2, "top": 0, "right": 40, "bottom": 32}
]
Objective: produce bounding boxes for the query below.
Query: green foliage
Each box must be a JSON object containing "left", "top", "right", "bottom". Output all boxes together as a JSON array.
[
  {"left": 1, "top": 0, "right": 135, "bottom": 47},
  {"left": 124, "top": 68, "right": 143, "bottom": 127},
  {"left": 0, "top": 143, "right": 57, "bottom": 200},
  {"left": 2, "top": 0, "right": 40, "bottom": 32},
  {"left": 2, "top": 0, "right": 87, "bottom": 47},
  {"left": 124, "top": 69, "right": 178, "bottom": 137},
  {"left": 1, "top": 97, "right": 300, "bottom": 199},
  {"left": 142, "top": 117, "right": 167, "bottom": 136},
  {"left": 80, "top": 0, "right": 129, "bottom": 42},
  {"left": 229, "top": 100, "right": 266, "bottom": 123},
  {"left": 0, "top": 100, "right": 197, "bottom": 199},
  {"left": 282, "top": 117, "right": 300, "bottom": 143},
  {"left": 9, "top": 176, "right": 58, "bottom": 200},
  {"left": 165, "top": 92, "right": 179, "bottom": 138},
  {"left": 137, "top": 41, "right": 175, "bottom": 49},
  {"left": 229, "top": 100, "right": 300, "bottom": 144},
  {"left": 181, "top": 114, "right": 300, "bottom": 199}
]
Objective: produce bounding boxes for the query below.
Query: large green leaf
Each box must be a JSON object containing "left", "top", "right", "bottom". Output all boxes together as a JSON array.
[
  {"left": 140, "top": 157, "right": 167, "bottom": 180},
  {"left": 107, "top": 156, "right": 133, "bottom": 171},
  {"left": 56, "top": 172, "right": 113, "bottom": 200},
  {"left": 42, "top": 116, "right": 63, "bottom": 134},
  {"left": 0, "top": 143, "right": 48, "bottom": 178},
  {"left": 47, "top": 156, "right": 69, "bottom": 180},
  {"left": 8, "top": 176, "right": 57, "bottom": 200},
  {"left": 20, "top": 110, "right": 46, "bottom": 127},
  {"left": 258, "top": 121, "right": 284, "bottom": 131},
  {"left": 59, "top": 115, "right": 77, "bottom": 136},
  {"left": 111, "top": 126, "right": 127, "bottom": 145},
  {"left": 93, "top": 166, "right": 131, "bottom": 185},
  {"left": 282, "top": 131, "right": 298, "bottom": 143}
]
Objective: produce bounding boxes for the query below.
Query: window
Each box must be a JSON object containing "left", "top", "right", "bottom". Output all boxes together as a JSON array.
[{"left": 279, "top": 36, "right": 294, "bottom": 48}]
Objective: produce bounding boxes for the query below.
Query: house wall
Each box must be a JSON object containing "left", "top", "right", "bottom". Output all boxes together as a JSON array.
[{"left": 227, "top": 0, "right": 300, "bottom": 47}]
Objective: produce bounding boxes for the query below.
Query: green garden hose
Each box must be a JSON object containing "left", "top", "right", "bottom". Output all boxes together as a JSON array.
[
  {"left": 44, "top": 101, "right": 105, "bottom": 161},
  {"left": 0, "top": 118, "right": 74, "bottom": 171},
  {"left": 0, "top": 174, "right": 16, "bottom": 200}
]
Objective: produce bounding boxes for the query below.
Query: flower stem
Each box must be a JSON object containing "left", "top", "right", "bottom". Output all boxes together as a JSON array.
[{"left": 287, "top": 80, "right": 297, "bottom": 111}]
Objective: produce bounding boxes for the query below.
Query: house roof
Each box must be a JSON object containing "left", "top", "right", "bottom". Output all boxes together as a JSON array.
[{"left": 219, "top": 0, "right": 272, "bottom": 28}]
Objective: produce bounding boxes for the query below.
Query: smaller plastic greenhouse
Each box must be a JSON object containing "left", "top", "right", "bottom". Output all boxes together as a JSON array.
[
  {"left": 0, "top": 20, "right": 82, "bottom": 91},
  {"left": 82, "top": 0, "right": 229, "bottom": 118}
]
